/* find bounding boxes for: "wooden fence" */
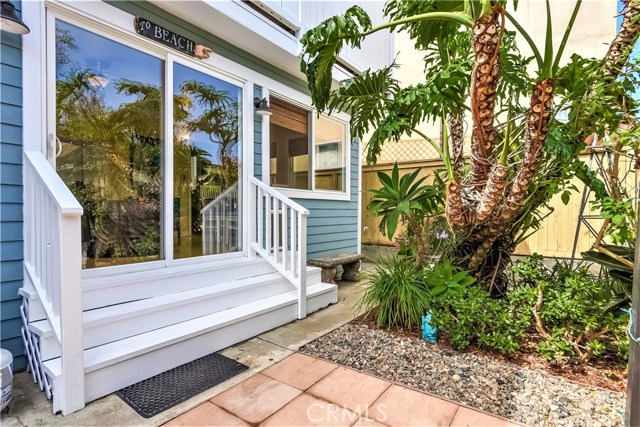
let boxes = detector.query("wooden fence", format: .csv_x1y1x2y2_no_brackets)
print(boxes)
361,155,637,259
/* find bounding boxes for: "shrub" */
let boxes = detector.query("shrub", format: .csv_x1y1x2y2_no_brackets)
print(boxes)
423,261,529,355
358,256,430,330
428,285,530,355
510,255,630,363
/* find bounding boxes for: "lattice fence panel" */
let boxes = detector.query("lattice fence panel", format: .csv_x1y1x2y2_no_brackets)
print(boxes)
365,139,442,164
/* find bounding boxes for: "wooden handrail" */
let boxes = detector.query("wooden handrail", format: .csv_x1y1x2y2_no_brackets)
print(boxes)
249,176,309,216
24,151,83,215
23,150,85,414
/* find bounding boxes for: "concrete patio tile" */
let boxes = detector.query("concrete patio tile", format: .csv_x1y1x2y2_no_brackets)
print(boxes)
210,373,301,424
368,385,459,427
262,353,338,390
449,407,521,427
259,393,359,427
307,367,391,415
353,416,388,426
163,402,249,426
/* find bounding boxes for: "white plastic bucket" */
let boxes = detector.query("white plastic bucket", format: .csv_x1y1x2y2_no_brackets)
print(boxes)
0,349,13,412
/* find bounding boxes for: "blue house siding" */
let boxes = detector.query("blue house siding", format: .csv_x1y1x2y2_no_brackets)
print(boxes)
0,0,26,371
293,140,360,259
254,85,263,180
252,117,360,259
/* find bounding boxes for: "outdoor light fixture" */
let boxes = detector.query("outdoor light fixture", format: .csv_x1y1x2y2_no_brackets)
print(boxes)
254,97,272,116
0,0,29,35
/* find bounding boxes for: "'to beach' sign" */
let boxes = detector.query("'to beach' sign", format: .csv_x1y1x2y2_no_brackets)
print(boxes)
135,17,212,59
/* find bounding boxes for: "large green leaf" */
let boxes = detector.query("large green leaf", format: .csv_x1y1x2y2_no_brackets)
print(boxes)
384,0,465,50
328,64,400,141
581,250,634,274
300,6,372,112
599,244,635,260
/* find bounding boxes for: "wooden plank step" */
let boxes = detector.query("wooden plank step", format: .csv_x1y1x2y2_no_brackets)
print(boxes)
29,272,293,358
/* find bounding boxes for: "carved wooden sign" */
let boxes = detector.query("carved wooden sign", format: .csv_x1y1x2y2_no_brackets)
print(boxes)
134,17,212,59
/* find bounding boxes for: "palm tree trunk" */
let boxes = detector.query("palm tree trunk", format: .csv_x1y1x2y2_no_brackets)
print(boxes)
469,11,503,188
445,180,466,228
448,114,465,176
475,163,509,222
445,113,467,228
603,0,640,81
468,79,555,270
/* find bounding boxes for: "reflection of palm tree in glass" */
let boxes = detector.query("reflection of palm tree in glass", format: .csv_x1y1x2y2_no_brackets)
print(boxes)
56,71,165,266
179,80,239,189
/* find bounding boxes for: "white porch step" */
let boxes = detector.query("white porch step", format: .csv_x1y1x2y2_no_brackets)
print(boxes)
20,256,281,312
30,269,323,360
43,282,337,408
82,257,279,309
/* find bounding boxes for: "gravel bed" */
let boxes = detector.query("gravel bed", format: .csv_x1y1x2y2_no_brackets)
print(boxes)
301,322,626,427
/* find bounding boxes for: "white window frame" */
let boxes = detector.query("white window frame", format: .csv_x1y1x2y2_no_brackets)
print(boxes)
265,92,352,202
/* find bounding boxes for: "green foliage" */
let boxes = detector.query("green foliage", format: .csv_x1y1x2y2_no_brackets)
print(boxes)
368,163,443,238
510,256,630,363
328,64,400,142
357,256,430,330
582,244,634,309
428,284,530,354
384,0,465,50
591,197,636,245
424,260,475,297
300,5,372,112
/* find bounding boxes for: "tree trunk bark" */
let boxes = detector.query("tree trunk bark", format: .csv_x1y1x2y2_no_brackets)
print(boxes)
469,11,503,188
468,79,555,270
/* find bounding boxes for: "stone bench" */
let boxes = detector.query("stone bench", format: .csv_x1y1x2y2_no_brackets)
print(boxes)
308,253,366,284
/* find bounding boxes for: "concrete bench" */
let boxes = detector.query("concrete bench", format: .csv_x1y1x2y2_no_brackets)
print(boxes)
308,253,365,284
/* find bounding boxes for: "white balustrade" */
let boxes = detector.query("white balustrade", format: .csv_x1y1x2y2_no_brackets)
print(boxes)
23,150,85,415
201,182,239,255
249,177,308,319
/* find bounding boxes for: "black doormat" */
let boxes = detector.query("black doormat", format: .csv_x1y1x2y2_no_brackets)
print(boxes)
116,352,249,418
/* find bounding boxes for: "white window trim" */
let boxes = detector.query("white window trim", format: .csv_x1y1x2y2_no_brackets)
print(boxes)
265,93,352,202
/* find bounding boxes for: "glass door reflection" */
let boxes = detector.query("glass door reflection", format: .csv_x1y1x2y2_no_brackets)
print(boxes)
173,63,242,258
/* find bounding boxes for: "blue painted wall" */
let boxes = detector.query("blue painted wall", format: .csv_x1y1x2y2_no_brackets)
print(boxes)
0,0,26,371
254,85,263,181
293,140,359,259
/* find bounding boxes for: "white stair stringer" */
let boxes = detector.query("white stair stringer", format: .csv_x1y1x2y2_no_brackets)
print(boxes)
30,269,321,360
42,282,337,413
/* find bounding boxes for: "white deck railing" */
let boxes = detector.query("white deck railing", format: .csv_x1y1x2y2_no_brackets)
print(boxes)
23,151,85,415
201,182,239,255
249,177,309,319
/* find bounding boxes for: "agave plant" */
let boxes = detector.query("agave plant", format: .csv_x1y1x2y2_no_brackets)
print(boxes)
368,163,444,263
300,0,640,292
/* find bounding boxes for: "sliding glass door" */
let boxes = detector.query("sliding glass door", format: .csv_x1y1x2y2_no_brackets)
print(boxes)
172,63,242,259
52,16,243,270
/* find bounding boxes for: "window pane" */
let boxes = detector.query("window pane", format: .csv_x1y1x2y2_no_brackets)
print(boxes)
173,63,242,258
314,116,346,192
269,98,310,190
55,20,164,269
